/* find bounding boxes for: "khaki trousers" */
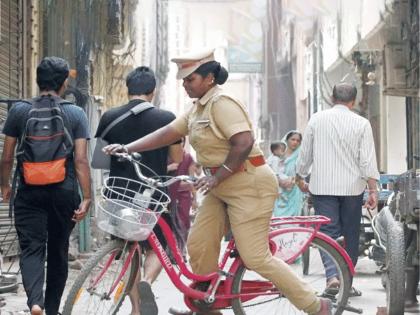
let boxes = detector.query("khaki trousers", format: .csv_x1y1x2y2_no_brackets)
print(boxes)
187,164,320,314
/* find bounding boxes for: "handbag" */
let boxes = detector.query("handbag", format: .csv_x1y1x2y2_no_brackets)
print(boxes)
91,102,154,169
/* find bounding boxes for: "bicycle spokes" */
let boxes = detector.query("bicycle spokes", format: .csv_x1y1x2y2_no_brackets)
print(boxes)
230,236,351,315
68,246,133,314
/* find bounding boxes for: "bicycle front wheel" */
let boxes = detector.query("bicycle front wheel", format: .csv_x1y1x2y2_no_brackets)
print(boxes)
62,239,139,315
231,236,351,315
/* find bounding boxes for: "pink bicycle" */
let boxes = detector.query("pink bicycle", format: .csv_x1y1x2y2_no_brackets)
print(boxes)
63,153,359,315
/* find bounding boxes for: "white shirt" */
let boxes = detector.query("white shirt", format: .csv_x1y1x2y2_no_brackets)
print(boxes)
267,154,282,175
296,105,380,196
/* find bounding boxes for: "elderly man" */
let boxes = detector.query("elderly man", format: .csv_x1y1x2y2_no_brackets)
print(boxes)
296,83,380,296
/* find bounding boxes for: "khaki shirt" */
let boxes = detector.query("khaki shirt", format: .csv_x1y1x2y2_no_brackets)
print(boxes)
170,86,263,167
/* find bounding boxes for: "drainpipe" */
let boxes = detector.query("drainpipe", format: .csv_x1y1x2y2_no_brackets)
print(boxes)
74,1,93,253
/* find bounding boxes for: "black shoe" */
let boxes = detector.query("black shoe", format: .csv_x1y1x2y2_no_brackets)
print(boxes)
139,281,158,315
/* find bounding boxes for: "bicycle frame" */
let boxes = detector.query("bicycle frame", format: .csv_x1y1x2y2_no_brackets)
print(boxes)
144,213,355,312
95,154,356,312
146,216,221,301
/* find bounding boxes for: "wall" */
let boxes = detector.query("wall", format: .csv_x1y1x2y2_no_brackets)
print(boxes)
165,0,262,128
384,96,407,173
280,0,417,179
320,0,393,72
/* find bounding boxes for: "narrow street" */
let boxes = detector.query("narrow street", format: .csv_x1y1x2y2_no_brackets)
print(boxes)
2,253,419,314
0,1,418,315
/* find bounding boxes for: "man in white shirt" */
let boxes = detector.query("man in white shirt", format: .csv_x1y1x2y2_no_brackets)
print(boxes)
296,83,379,295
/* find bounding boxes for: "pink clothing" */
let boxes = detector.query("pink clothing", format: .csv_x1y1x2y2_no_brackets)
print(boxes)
168,152,195,253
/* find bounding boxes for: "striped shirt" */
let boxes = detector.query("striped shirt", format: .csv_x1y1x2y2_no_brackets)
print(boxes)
296,105,380,196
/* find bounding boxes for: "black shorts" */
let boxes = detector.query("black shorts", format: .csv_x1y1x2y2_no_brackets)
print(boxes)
139,212,172,251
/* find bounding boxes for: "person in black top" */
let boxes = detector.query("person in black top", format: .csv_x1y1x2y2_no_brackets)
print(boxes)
1,57,91,315
95,66,182,315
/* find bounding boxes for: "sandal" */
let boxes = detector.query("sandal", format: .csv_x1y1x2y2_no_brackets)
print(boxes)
323,278,340,296
349,286,362,297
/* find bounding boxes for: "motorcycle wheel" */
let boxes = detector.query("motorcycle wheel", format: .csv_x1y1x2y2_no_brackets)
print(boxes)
385,221,405,315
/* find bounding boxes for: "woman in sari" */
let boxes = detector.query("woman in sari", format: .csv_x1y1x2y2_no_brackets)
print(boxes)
273,130,305,217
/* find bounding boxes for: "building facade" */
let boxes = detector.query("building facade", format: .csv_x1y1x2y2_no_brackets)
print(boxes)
0,0,143,255
270,0,419,173
165,0,264,148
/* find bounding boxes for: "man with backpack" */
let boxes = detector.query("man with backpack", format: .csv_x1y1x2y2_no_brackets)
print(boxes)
0,57,91,315
94,66,182,315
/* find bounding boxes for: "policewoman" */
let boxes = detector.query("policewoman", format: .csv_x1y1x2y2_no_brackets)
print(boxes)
104,48,331,315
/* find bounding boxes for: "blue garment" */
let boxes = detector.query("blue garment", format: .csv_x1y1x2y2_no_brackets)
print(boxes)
273,147,305,217
312,194,363,280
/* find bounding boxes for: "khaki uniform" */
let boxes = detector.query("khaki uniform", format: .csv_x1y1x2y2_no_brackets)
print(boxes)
170,86,320,313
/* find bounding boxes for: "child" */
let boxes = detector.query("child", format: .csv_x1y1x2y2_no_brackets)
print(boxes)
267,142,289,210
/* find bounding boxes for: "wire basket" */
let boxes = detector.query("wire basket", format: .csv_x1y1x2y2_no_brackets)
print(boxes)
97,177,170,241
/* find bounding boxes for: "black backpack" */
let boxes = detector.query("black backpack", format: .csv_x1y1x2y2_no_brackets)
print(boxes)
16,95,73,186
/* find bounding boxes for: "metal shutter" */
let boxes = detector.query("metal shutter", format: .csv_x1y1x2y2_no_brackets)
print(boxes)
0,0,21,98
0,0,22,258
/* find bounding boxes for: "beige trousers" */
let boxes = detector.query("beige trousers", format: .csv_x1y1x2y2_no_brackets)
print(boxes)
187,164,320,314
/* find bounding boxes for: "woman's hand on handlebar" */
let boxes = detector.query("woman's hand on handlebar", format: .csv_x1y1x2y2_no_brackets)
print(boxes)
103,143,129,155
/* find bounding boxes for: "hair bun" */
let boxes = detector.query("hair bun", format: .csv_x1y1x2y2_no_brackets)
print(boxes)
215,66,228,85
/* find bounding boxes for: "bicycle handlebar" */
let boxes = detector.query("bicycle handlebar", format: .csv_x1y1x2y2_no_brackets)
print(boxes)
112,152,195,187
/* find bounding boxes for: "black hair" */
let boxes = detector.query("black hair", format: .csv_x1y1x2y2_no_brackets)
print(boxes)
332,83,357,103
286,131,302,142
126,66,156,95
270,142,285,153
36,57,69,92
194,61,229,85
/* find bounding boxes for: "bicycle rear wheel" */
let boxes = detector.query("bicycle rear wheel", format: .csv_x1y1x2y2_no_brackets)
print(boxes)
231,236,351,315
301,200,311,276
62,239,139,315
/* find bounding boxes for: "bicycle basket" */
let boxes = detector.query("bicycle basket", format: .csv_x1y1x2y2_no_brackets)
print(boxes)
97,177,170,241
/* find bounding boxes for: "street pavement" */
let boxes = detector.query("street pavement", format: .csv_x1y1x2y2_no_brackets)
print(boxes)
1,253,419,314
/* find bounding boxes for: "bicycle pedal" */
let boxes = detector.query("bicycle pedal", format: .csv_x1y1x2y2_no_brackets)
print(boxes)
320,292,337,301
191,298,214,310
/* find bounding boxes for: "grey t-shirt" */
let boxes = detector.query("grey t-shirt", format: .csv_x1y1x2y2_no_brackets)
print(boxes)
2,95,90,190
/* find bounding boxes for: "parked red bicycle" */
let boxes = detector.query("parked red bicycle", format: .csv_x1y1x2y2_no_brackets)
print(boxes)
63,153,359,315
